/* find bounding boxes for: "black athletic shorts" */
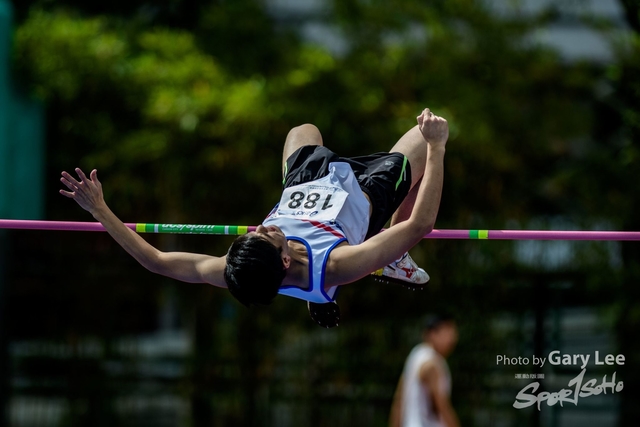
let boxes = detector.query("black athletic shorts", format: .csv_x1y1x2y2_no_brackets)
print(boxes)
283,145,412,240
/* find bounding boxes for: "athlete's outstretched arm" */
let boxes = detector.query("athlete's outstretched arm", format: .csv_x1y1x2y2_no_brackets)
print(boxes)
331,109,447,284
60,168,227,288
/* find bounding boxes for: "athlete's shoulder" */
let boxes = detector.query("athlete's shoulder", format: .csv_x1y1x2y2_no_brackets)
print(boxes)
418,357,442,383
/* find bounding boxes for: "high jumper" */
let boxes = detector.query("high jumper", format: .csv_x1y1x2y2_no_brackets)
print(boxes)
59,108,448,327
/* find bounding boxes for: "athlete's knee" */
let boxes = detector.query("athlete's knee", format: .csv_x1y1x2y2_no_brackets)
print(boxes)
288,123,321,138
294,123,319,132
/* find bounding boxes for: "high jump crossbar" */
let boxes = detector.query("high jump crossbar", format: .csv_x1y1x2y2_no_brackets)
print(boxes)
1,220,640,241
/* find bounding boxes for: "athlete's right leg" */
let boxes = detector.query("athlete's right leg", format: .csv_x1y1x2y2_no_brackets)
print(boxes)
372,124,430,287
389,125,427,225
282,124,323,178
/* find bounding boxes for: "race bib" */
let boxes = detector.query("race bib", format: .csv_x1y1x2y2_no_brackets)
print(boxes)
273,182,348,221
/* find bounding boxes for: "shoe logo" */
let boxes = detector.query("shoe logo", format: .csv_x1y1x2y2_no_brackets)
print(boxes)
400,267,415,278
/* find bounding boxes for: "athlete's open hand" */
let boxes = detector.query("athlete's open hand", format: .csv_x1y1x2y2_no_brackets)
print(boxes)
417,108,448,148
60,168,106,214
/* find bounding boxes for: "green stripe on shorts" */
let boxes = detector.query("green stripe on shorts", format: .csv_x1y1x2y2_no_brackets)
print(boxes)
283,162,288,185
395,156,408,190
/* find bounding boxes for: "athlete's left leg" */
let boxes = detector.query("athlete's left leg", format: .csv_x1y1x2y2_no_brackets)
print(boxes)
281,125,342,327
281,124,323,178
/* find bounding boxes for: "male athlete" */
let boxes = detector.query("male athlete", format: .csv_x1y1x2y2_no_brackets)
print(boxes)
60,108,448,327
389,314,460,427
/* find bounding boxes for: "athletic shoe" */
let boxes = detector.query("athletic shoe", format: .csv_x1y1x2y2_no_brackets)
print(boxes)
371,252,430,290
307,301,340,328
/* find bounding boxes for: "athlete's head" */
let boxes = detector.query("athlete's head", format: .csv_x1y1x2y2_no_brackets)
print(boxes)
224,225,289,307
423,313,458,357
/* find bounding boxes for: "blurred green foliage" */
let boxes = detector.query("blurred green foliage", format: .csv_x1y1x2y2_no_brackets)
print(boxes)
5,0,640,426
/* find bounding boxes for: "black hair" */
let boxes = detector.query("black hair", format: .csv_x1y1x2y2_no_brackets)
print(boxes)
423,312,456,332
224,233,286,307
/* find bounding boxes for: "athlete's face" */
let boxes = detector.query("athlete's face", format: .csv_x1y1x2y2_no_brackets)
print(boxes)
254,225,291,268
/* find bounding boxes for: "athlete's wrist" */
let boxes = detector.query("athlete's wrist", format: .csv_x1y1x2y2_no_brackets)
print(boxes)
427,145,446,157
90,202,111,221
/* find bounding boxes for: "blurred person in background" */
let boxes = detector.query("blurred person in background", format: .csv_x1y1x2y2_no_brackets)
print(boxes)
389,314,460,427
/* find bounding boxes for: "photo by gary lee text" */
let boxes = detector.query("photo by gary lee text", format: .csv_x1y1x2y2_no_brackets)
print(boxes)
496,350,625,370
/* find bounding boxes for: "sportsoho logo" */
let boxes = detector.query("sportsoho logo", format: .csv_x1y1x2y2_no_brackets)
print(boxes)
495,351,625,411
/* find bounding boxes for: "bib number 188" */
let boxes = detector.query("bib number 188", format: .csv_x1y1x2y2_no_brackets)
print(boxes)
288,192,333,210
